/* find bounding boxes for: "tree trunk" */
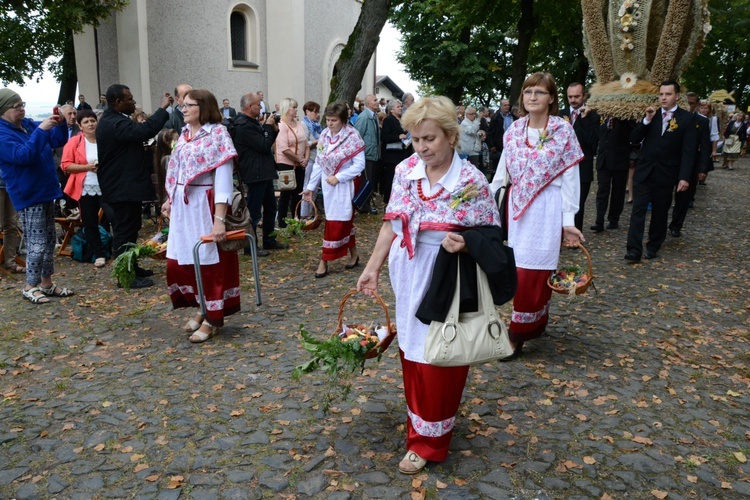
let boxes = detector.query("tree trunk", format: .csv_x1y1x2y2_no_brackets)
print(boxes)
56,30,78,105
509,0,538,105
328,0,391,106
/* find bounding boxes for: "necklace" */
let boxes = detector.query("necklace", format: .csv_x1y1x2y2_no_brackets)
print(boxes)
524,115,550,149
416,179,444,201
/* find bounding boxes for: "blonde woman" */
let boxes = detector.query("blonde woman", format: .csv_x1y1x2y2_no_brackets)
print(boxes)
275,98,310,227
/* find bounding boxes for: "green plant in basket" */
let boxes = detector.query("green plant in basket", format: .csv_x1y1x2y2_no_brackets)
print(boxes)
112,243,155,289
292,323,386,411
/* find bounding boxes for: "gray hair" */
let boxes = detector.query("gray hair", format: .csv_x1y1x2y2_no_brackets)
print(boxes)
386,99,401,113
240,93,258,111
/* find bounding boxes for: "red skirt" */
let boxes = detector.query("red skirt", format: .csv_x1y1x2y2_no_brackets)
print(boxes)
509,267,552,343
166,250,240,327
321,219,355,261
400,350,470,462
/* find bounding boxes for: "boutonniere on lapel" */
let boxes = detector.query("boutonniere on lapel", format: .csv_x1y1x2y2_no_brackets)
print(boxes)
449,183,480,209
667,118,678,132
564,115,570,122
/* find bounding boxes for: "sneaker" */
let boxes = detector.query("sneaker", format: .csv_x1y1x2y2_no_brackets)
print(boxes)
94,257,106,268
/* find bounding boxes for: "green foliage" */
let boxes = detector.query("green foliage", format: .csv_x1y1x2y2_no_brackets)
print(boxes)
292,324,382,412
111,243,155,290
0,0,128,85
682,0,750,109
390,0,590,107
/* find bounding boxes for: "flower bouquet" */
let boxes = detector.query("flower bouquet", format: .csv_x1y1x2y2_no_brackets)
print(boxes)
548,243,594,296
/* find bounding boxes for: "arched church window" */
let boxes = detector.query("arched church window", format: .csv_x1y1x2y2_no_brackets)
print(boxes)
229,5,259,69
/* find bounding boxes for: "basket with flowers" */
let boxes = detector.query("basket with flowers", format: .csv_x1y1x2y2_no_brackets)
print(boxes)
292,290,397,409
548,243,594,295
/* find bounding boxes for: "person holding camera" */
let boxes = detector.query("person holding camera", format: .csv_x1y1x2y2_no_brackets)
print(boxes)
0,88,72,304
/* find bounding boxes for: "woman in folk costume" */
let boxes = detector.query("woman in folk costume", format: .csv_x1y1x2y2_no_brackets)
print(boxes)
357,96,501,475
161,89,240,343
302,102,365,278
490,72,584,360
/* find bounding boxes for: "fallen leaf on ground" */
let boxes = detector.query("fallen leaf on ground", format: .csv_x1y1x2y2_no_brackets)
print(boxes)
167,475,184,489
651,490,668,499
436,479,447,489
583,456,596,464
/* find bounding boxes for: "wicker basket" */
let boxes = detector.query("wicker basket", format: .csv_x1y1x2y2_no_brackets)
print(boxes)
548,243,594,295
294,200,322,231
335,289,397,359
149,216,169,260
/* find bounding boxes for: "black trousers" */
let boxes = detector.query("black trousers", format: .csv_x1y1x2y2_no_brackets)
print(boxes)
246,180,278,245
669,168,699,232
380,162,397,206
357,160,378,212
78,194,106,259
108,201,143,257
574,181,592,231
276,165,304,227
626,178,673,256
594,169,628,226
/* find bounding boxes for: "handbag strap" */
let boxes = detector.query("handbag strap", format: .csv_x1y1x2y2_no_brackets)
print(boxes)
446,259,499,320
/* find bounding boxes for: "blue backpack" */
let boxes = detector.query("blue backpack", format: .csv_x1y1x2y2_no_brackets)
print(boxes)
71,226,113,262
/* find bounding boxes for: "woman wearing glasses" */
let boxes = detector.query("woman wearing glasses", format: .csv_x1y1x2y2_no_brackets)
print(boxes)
0,89,73,304
161,89,239,343
489,73,584,360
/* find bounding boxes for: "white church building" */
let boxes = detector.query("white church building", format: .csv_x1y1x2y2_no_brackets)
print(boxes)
73,0,376,112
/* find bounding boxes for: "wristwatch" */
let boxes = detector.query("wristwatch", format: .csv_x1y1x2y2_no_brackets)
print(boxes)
214,215,226,223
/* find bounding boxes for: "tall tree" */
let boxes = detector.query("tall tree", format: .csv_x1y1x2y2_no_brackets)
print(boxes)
390,0,516,106
328,0,394,107
682,0,750,109
0,0,127,98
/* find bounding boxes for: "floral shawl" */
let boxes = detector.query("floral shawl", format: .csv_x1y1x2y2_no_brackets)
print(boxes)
384,153,500,259
315,124,365,177
503,115,583,220
165,123,237,204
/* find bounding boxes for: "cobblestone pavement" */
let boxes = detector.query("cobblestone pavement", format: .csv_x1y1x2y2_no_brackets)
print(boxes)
1,159,748,499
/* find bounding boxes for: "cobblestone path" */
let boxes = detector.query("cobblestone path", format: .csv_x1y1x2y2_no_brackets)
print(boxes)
1,159,748,499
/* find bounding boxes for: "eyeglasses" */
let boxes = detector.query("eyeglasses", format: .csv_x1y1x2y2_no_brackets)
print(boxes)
523,90,550,97
11,102,26,109
180,103,199,110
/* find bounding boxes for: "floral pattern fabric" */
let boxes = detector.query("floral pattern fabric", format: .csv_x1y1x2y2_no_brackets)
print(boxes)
407,408,456,438
165,123,237,204
503,115,583,220
384,153,500,259
315,124,365,177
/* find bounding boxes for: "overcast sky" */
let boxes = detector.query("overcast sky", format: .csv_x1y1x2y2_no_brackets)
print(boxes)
7,22,418,118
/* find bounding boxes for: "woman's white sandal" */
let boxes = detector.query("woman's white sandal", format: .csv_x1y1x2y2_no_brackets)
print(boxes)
183,319,202,332
398,451,427,475
22,287,50,304
189,321,218,343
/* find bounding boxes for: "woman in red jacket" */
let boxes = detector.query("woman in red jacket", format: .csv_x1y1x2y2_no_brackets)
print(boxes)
61,110,107,267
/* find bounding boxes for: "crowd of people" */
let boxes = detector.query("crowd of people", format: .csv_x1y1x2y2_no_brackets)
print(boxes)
0,74,748,475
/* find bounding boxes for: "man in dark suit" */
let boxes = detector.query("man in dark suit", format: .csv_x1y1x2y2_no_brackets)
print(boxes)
668,92,711,237
221,99,237,126
97,84,171,288
560,83,599,231
625,81,697,262
592,118,635,232
487,99,515,172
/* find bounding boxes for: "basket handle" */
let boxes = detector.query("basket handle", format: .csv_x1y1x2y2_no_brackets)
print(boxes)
563,242,594,280
336,288,391,334
295,199,318,221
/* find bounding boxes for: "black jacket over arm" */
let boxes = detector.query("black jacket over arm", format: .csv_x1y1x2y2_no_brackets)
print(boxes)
416,226,516,324
630,108,697,186
231,113,278,185
96,107,169,203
